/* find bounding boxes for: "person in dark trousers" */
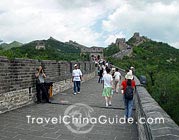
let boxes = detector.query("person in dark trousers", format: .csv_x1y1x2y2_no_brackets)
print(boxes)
98,65,103,83
35,66,50,103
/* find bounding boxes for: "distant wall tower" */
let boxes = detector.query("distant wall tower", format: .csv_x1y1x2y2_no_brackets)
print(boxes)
115,38,127,50
35,41,45,50
133,32,140,41
132,32,149,46
81,46,104,61
133,32,140,37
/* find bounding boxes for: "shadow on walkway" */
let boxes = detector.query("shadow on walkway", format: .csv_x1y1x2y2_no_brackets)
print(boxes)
0,76,138,140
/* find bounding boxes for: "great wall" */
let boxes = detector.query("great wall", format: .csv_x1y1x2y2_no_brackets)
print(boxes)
0,35,178,139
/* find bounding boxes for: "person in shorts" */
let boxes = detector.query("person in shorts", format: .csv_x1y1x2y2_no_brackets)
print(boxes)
102,67,113,107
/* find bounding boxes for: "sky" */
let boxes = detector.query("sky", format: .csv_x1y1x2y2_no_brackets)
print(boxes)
0,0,179,48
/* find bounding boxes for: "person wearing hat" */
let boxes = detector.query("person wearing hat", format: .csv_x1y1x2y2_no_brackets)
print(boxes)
121,72,136,120
130,66,135,75
72,64,82,95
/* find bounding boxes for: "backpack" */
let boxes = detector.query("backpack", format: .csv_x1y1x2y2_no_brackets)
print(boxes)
124,85,134,100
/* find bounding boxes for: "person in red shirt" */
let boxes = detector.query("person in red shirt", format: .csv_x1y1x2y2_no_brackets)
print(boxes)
121,72,136,120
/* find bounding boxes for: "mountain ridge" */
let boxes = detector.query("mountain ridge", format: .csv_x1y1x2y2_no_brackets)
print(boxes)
0,41,23,50
0,37,89,51
0,37,90,61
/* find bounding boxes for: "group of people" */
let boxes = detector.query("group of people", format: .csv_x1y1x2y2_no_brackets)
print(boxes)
97,60,112,83
101,65,136,120
35,63,136,120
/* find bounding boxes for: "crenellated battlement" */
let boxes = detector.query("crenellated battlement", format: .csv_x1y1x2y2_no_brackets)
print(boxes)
0,57,95,113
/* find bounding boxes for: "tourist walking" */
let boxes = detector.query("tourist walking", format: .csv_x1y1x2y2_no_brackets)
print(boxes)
121,72,136,120
72,64,82,95
98,65,103,83
113,68,121,94
102,67,113,107
35,66,50,103
130,66,135,75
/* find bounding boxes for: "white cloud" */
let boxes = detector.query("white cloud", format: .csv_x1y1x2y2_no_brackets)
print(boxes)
170,42,179,49
0,0,105,46
104,32,126,45
102,1,179,48
0,0,179,48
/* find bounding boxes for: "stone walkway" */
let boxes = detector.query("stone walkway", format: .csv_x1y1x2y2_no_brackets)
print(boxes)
0,77,138,140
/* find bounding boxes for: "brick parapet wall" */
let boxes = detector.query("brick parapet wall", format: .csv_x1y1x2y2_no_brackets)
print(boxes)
113,66,179,140
0,57,95,113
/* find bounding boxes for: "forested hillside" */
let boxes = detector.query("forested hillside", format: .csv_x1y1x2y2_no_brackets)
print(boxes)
0,41,23,50
108,40,179,125
0,38,89,61
104,44,120,57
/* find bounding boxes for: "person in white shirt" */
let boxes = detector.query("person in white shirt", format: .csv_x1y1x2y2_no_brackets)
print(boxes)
113,68,121,94
102,67,113,107
72,64,82,95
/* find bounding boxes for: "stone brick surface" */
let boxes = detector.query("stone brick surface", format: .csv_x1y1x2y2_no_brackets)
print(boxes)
116,67,179,140
135,80,179,140
0,77,138,140
0,57,95,113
